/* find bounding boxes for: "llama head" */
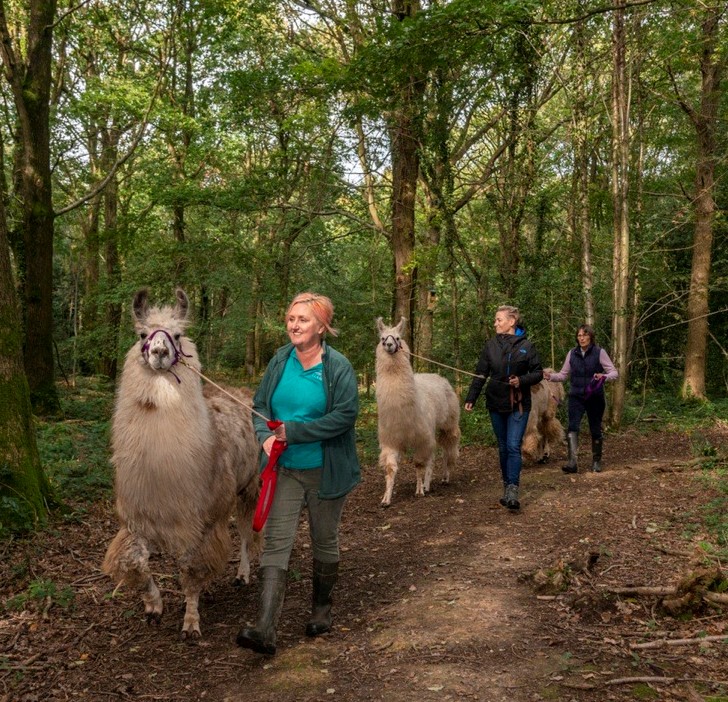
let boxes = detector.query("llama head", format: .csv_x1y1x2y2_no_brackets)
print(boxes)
376,316,407,355
132,288,192,372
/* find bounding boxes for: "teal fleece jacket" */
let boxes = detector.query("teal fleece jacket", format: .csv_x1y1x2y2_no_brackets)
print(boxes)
252,342,361,499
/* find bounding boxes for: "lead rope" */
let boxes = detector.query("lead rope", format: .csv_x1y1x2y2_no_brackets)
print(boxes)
398,347,485,380
177,358,272,423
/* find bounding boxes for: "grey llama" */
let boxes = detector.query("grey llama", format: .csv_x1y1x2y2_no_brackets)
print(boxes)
103,288,260,638
375,317,461,507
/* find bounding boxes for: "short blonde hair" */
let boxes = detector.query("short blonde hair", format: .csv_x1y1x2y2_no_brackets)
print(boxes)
287,292,338,337
497,305,521,326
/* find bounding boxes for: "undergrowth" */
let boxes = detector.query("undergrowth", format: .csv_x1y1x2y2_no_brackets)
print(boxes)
35,377,114,504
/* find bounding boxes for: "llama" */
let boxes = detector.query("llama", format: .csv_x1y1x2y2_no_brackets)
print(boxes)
103,288,260,639
522,369,565,464
375,317,461,507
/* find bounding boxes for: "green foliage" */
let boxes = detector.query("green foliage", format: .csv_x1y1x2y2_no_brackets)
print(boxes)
4,578,75,613
621,394,728,434
698,476,728,555
0,491,38,541
35,378,114,503
356,394,379,465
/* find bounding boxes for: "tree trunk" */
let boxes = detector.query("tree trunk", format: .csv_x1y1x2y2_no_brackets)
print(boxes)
0,0,60,414
416,185,440,370
571,14,595,326
388,0,423,348
680,6,722,400
0,131,50,533
98,127,122,380
608,0,630,428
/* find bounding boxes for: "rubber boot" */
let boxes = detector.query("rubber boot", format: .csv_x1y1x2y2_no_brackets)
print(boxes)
305,560,339,637
505,484,520,510
499,483,508,507
591,437,603,472
236,566,287,655
562,432,579,474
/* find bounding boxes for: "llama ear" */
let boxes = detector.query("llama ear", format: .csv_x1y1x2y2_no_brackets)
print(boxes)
376,317,384,333
174,289,189,320
396,317,407,334
132,289,149,322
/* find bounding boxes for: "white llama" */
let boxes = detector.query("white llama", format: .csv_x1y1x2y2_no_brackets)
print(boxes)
103,288,260,639
375,317,461,507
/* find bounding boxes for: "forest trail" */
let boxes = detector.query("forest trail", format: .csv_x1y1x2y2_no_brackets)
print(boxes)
1,426,727,702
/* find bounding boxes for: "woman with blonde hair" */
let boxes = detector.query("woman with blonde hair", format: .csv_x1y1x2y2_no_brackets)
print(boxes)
464,306,544,510
237,292,360,655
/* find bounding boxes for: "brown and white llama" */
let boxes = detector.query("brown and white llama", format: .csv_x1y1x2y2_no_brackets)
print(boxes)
375,318,461,507
522,369,565,464
102,288,260,639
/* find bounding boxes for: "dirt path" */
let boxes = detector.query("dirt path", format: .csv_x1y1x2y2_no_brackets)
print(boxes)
1,428,727,702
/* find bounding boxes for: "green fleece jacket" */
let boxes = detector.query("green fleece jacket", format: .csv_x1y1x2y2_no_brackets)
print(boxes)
252,342,361,499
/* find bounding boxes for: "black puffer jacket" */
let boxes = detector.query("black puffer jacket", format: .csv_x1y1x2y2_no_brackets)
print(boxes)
465,328,543,413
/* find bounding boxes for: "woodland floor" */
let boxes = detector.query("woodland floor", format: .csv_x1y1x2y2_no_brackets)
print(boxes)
1,425,728,702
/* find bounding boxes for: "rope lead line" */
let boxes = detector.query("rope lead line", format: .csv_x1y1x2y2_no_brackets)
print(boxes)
178,359,272,423
180,352,483,422
401,348,486,380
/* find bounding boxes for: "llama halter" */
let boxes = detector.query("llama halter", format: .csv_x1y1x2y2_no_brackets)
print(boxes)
141,328,192,383
381,334,402,353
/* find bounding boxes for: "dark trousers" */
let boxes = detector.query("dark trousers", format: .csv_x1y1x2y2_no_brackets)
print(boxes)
567,394,605,439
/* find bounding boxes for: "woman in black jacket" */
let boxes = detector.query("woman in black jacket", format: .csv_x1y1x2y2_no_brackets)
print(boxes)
464,306,543,510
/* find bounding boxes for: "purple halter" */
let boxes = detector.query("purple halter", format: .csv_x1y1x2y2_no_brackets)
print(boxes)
140,329,192,383
381,334,402,353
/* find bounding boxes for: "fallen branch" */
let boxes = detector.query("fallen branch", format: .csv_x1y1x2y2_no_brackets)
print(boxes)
651,544,725,564
705,592,728,604
606,586,674,596
606,675,675,686
603,586,728,606
606,675,728,687
630,634,728,650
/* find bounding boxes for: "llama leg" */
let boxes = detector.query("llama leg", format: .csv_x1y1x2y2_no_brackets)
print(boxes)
143,578,163,625
419,457,433,495
181,583,202,639
441,445,457,484
103,527,163,626
379,447,399,507
179,560,209,639
439,428,460,484
179,523,230,638
234,486,261,585
414,441,435,496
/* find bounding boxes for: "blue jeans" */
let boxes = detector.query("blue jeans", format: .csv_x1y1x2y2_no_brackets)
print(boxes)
489,410,530,486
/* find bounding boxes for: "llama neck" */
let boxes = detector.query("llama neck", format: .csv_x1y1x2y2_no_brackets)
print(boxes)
375,345,418,409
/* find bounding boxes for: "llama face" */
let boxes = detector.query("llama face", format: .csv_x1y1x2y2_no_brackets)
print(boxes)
380,330,401,355
133,289,191,373
376,317,406,355
141,327,182,371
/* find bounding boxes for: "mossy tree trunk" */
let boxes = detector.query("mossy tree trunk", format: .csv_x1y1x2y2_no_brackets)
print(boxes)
0,0,60,415
0,134,50,535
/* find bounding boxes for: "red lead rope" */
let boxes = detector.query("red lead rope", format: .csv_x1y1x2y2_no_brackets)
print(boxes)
252,420,287,533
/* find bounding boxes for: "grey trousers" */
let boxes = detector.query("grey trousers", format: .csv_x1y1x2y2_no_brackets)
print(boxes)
260,467,346,570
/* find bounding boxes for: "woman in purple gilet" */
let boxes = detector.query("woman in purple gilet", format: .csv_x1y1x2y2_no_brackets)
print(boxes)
544,325,618,473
